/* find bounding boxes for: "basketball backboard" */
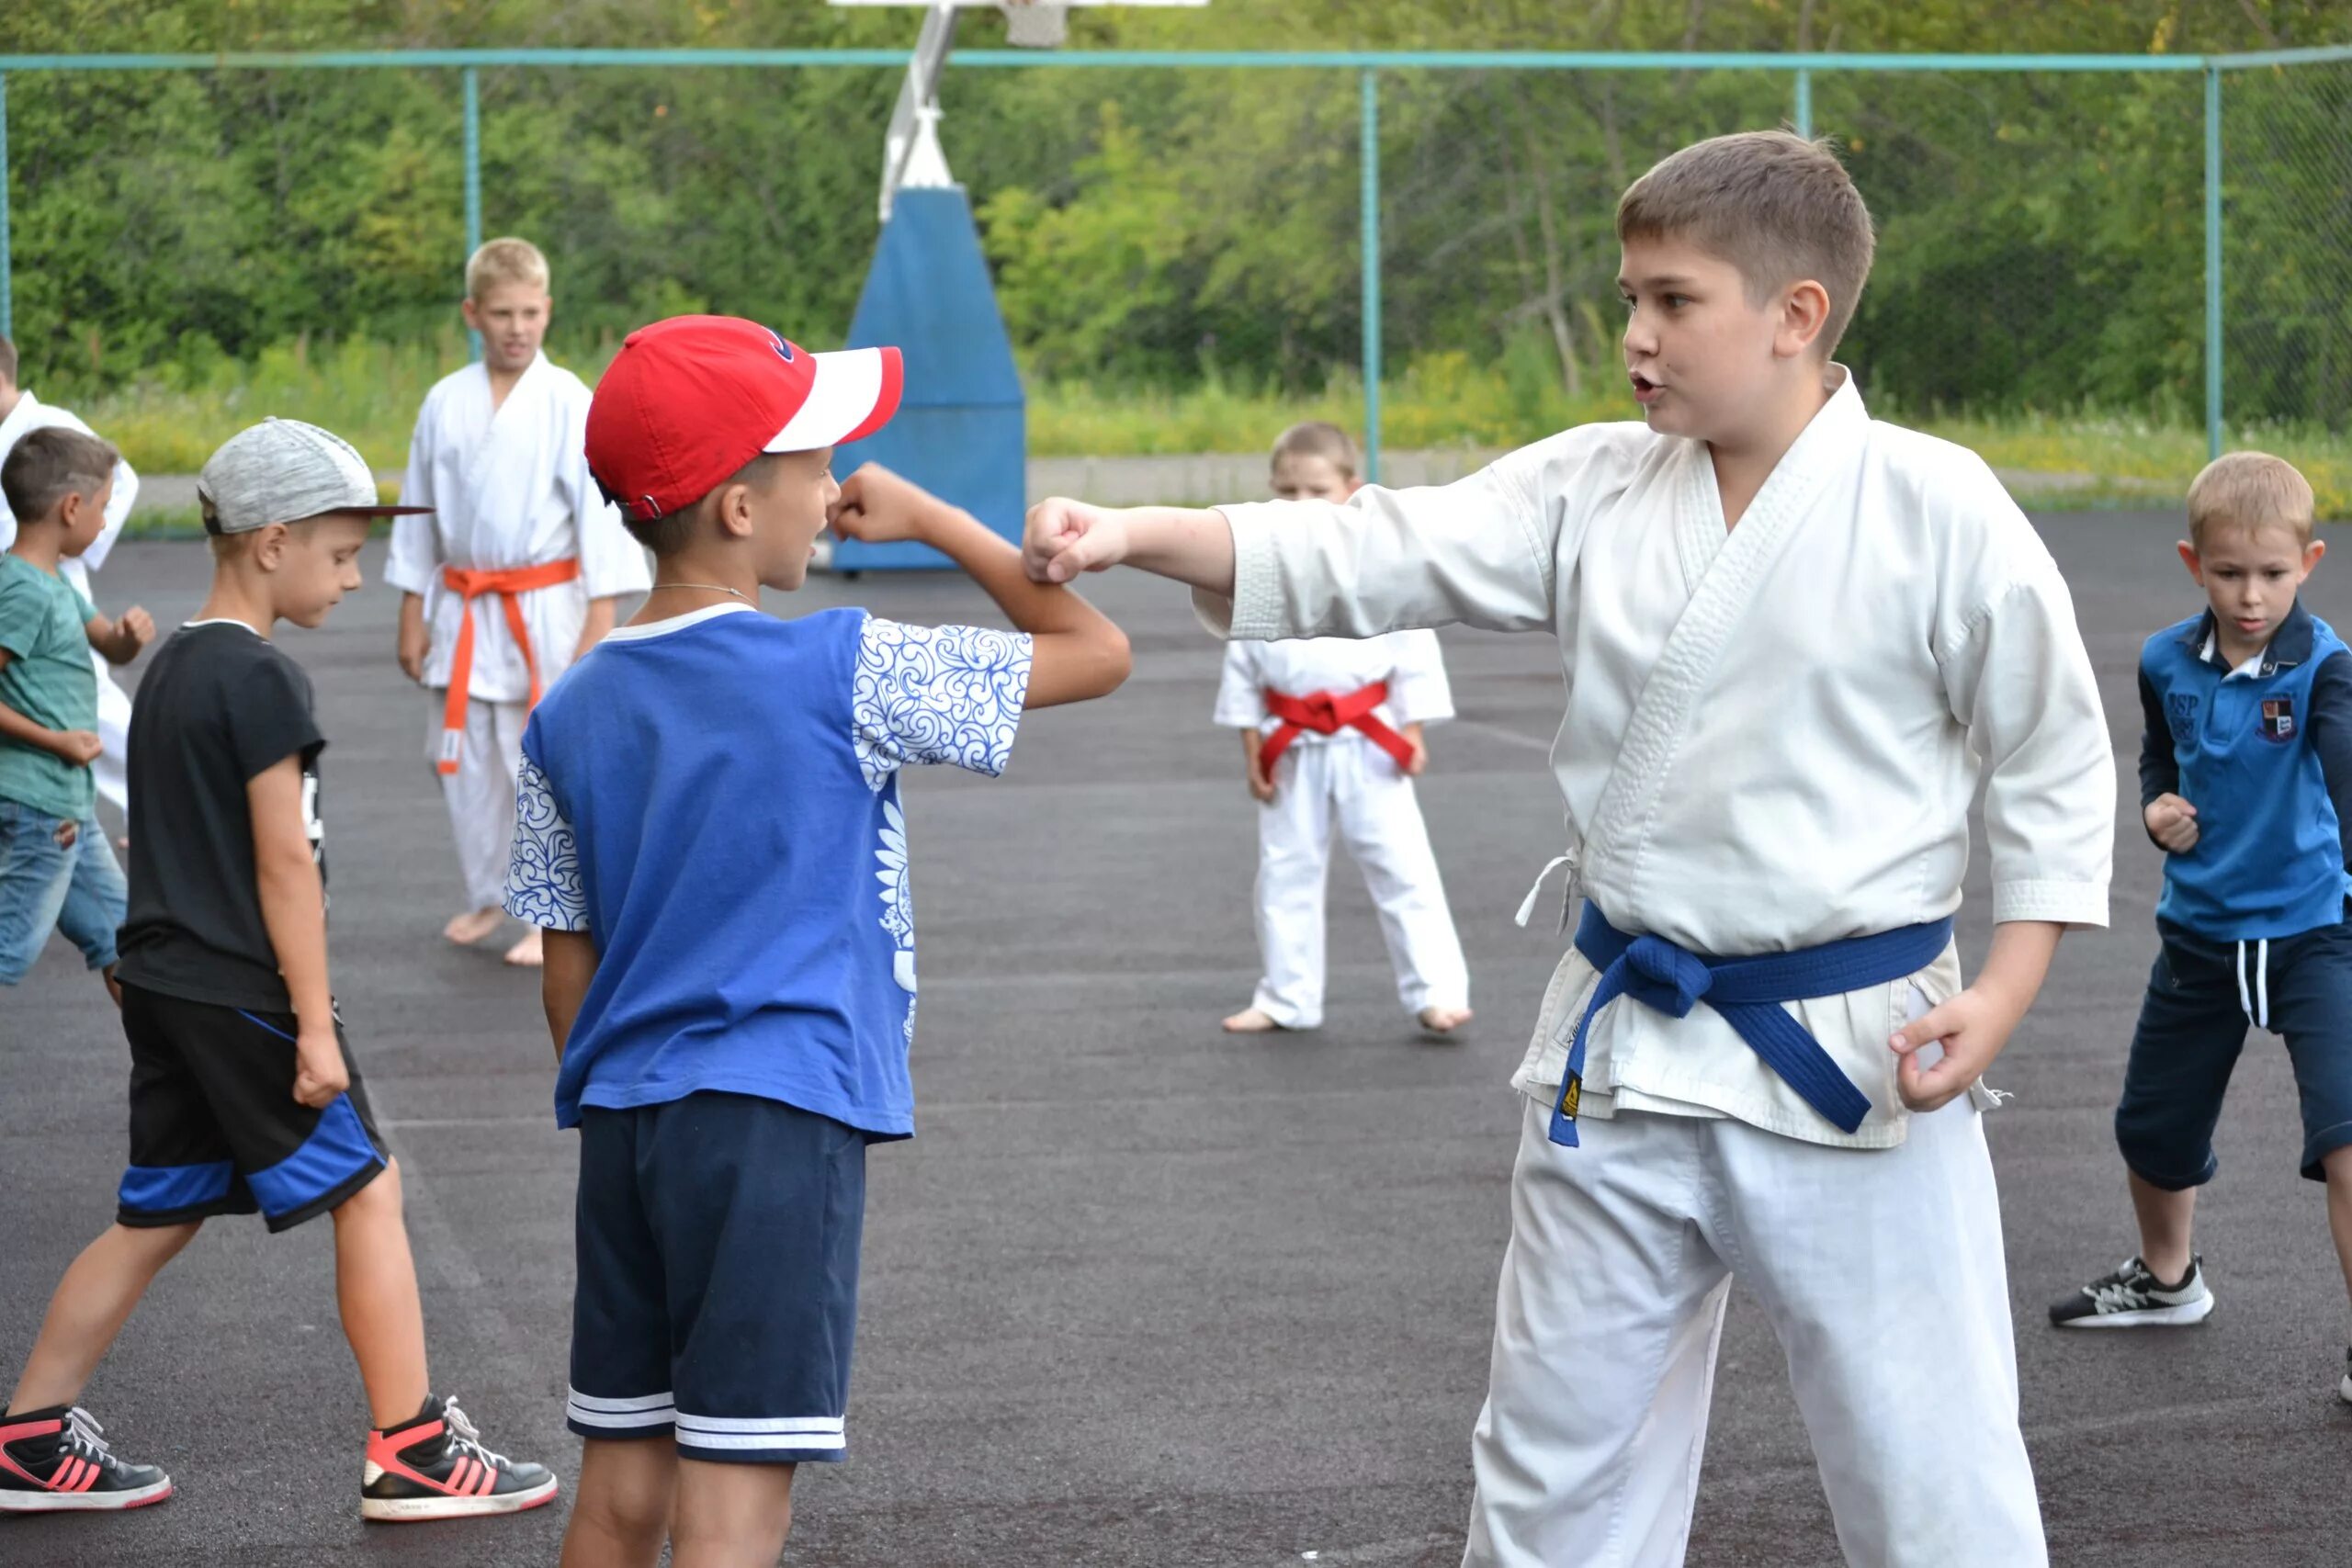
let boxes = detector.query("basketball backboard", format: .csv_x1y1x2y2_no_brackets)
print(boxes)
831,0,1206,51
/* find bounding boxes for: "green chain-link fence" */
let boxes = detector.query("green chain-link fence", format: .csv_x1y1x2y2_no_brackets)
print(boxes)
2,45,2349,506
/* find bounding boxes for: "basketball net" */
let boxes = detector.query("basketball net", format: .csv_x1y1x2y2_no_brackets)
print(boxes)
1001,0,1069,47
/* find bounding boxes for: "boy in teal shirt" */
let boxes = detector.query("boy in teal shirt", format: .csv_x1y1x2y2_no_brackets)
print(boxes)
0,426,152,988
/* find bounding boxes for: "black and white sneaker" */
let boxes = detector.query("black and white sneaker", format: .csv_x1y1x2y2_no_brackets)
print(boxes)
2049,1255,2215,1328
0,1404,173,1512
361,1393,558,1521
2337,1348,2352,1405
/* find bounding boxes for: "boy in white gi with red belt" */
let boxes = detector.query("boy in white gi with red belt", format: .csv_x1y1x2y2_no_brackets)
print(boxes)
388,238,650,967
1215,420,1471,1036
1026,130,2116,1566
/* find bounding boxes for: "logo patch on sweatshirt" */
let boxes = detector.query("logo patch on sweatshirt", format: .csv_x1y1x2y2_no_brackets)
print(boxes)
2167,693,2199,746
2261,694,2296,742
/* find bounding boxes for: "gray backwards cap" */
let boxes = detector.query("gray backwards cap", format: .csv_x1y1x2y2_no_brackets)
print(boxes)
196,417,431,536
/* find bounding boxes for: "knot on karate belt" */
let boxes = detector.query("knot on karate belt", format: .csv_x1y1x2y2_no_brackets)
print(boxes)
436,558,581,775
1260,681,1418,773
1549,904,1957,1148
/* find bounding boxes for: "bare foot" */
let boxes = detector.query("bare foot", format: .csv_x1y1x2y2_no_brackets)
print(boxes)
503,927,545,968
1419,1006,1474,1035
1221,1007,1286,1033
443,906,503,945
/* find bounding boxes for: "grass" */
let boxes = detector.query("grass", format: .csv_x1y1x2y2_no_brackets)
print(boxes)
56,333,2352,528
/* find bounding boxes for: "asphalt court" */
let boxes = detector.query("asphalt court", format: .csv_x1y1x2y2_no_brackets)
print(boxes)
6,512,2352,1566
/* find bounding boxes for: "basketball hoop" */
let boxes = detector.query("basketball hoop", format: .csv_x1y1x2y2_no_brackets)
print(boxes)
1001,1,1069,47
832,0,1208,215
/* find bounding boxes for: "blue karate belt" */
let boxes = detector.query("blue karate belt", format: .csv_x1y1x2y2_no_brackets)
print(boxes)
1549,905,1956,1147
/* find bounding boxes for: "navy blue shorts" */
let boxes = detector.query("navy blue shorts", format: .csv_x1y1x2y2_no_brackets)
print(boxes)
116,985,389,1233
567,1091,867,1464
2116,919,2352,1188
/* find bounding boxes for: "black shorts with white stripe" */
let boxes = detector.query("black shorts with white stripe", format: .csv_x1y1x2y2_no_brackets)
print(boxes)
568,1091,867,1464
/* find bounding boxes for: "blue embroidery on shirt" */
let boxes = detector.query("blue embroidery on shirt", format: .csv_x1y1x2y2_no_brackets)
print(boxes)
852,618,1032,791
503,756,588,931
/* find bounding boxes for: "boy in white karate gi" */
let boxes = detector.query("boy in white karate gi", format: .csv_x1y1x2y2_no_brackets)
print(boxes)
1216,421,1471,1036
1025,131,2116,1566
0,336,142,815
388,238,650,967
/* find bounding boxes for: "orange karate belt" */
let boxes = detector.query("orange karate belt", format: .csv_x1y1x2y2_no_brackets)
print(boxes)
435,558,581,774
1260,681,1418,773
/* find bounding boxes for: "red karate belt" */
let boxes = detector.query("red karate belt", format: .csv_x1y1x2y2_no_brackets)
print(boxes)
435,558,582,774
1261,681,1418,773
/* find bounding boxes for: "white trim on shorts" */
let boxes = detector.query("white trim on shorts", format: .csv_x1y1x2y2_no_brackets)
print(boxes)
568,1388,677,1430
674,1412,847,1454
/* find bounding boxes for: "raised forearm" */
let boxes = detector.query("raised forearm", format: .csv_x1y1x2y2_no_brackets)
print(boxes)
925,503,1108,639
1118,506,1236,595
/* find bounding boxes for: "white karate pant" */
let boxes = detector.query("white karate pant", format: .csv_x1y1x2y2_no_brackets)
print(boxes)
427,694,527,913
1251,736,1469,1029
89,653,132,816
1464,1097,2045,1568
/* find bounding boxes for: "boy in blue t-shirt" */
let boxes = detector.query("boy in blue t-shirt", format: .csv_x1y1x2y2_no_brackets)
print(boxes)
2051,452,2352,1398
503,314,1130,1568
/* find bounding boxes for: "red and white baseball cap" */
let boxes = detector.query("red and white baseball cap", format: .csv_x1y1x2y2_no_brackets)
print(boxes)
585,314,905,521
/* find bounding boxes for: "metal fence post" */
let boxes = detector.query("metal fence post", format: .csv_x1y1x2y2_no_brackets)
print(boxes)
1793,66,1812,137
0,73,13,344
2204,62,2222,460
464,65,482,360
1360,67,1381,484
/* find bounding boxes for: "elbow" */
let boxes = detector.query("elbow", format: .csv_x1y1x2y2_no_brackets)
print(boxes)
1094,626,1134,697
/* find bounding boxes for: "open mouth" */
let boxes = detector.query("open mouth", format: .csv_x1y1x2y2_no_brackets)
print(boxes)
1629,372,1663,404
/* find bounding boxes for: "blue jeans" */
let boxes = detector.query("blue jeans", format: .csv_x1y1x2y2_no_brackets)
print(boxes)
0,797,125,985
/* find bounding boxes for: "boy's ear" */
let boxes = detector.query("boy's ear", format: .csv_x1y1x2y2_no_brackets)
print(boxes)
715,484,756,541
251,522,290,571
1341,478,1365,500
459,297,483,332
2306,539,2327,572
2176,540,2204,582
1779,278,1832,359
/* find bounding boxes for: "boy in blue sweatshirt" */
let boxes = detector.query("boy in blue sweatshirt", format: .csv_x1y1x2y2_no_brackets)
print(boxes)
2051,452,2352,1399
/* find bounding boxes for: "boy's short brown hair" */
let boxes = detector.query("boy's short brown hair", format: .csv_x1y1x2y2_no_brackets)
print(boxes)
466,236,550,301
2188,450,2315,549
1616,130,1877,357
1270,420,1360,479
2,426,117,524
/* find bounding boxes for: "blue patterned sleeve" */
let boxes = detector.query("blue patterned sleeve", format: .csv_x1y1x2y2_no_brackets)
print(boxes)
503,753,589,931
853,618,1034,789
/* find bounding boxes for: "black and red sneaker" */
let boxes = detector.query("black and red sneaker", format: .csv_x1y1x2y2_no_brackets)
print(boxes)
360,1393,558,1521
0,1404,173,1513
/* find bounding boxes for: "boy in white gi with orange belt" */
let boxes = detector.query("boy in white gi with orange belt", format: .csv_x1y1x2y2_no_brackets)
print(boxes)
1215,420,1471,1037
388,238,649,967
1027,130,2116,1566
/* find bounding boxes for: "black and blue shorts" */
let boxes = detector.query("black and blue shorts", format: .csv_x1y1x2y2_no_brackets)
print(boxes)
2117,919,2352,1188
116,983,390,1233
566,1090,868,1464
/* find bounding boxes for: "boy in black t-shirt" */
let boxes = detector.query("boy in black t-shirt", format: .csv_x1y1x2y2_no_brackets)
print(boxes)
0,420,556,1522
